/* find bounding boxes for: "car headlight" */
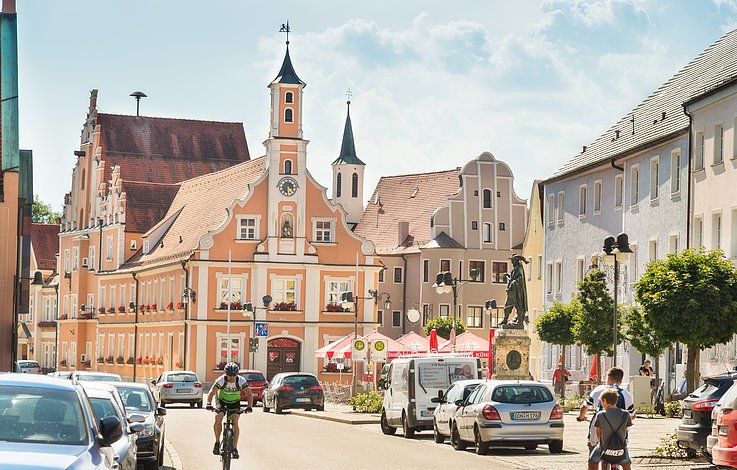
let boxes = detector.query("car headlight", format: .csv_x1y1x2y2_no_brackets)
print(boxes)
139,424,155,437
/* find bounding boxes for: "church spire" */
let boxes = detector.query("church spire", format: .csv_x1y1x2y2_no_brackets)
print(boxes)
271,22,305,86
332,99,365,166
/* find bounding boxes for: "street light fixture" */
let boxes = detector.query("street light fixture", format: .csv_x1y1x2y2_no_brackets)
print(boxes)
601,233,633,368
181,287,197,304
367,289,392,310
242,295,272,369
432,268,479,352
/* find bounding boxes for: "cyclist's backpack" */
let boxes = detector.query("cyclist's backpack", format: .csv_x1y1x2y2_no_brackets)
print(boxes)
599,412,628,464
596,386,626,412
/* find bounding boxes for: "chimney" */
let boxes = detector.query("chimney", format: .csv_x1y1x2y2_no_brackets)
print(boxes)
398,221,409,245
661,111,666,120
582,145,587,153
89,89,98,111
2,0,16,13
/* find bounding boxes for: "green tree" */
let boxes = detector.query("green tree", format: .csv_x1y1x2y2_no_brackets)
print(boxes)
620,303,669,382
536,301,577,399
573,269,617,383
423,315,466,340
636,249,737,392
32,196,61,224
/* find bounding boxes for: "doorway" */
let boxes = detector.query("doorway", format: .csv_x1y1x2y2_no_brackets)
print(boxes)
266,338,300,380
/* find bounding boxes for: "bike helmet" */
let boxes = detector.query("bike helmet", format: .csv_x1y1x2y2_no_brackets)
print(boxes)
224,362,240,376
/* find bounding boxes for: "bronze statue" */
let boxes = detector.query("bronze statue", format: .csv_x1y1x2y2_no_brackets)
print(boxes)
500,254,528,328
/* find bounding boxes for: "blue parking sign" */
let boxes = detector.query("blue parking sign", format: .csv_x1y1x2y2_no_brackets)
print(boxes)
256,322,268,337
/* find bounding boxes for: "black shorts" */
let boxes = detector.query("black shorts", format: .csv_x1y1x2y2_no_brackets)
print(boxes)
217,400,240,414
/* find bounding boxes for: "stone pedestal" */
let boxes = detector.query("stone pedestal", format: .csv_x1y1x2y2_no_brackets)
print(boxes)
492,329,531,380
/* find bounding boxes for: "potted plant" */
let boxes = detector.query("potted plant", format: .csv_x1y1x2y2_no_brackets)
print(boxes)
58,314,67,320
107,307,115,314
116,356,124,364
136,357,143,365
175,301,184,310
156,357,163,366
325,303,346,312
98,307,106,315
151,304,157,311
60,359,67,367
273,301,297,311
117,306,126,313
97,356,104,363
167,302,174,311
175,360,183,368
105,355,114,364
138,305,145,313
84,360,91,368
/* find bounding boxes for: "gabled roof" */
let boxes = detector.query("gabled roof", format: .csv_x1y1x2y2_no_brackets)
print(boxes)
121,181,180,233
122,157,267,269
421,231,463,249
271,46,305,86
30,223,60,270
549,29,737,181
331,104,365,166
355,169,460,255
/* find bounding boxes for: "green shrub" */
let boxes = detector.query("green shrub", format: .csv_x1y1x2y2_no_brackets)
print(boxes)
635,405,655,417
665,400,681,418
654,432,688,459
351,391,383,413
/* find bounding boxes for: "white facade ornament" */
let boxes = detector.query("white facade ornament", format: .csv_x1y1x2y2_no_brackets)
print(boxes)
361,240,375,255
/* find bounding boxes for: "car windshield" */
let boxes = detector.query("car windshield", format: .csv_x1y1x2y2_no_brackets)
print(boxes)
492,385,553,404
167,373,198,383
89,397,121,422
283,375,319,387
77,374,121,382
242,373,266,382
0,386,88,445
18,362,39,369
116,387,154,413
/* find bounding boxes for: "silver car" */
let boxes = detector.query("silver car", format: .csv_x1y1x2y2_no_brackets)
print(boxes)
451,380,564,455
14,360,40,374
432,379,485,443
151,371,203,407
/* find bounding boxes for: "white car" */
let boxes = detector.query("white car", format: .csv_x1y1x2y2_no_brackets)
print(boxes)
151,371,203,408
14,360,40,374
432,379,485,443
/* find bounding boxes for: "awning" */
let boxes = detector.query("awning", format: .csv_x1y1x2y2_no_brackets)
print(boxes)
313,331,413,360
314,333,356,359
396,331,430,353
438,331,490,358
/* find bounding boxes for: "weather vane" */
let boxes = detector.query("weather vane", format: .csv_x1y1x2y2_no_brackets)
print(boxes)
280,21,291,45
345,88,352,106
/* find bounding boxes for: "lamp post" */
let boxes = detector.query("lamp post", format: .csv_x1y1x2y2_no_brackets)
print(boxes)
243,295,272,370
601,233,633,368
432,269,479,352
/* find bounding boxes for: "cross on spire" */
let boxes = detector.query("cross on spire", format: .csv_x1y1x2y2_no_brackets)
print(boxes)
279,21,291,45
345,88,352,106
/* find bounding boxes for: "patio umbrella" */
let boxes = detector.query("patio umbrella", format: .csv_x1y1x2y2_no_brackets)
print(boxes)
396,331,430,353
439,331,490,358
589,355,599,382
429,329,439,353
314,333,355,359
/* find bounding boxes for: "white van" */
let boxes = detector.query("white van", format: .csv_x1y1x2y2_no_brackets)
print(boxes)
380,355,481,438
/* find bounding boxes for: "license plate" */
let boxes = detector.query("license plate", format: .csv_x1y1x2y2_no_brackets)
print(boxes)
511,411,540,421
296,398,311,403
720,425,729,436
684,410,692,419
176,389,192,393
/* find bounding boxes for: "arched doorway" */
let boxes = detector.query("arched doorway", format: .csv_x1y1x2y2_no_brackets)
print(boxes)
266,338,300,380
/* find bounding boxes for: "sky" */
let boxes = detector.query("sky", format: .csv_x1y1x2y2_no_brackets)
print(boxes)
16,0,737,212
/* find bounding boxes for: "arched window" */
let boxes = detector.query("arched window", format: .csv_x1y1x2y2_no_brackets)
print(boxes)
483,189,492,208
351,173,359,198
284,160,292,175
336,173,342,197
284,108,293,123
285,91,293,103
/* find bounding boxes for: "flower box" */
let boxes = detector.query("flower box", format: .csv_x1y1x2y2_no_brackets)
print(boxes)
146,305,152,312
175,301,184,310
136,357,143,365
98,307,106,315
117,306,126,313
325,303,348,312
97,357,104,363
126,357,135,365
37,321,57,328
167,302,174,311
272,301,297,311
219,301,243,310
58,314,68,320
150,304,157,311
84,360,92,368
155,357,163,365
138,305,145,312
81,312,96,320
116,356,124,364
107,307,116,314
105,356,114,364
175,361,184,368
60,359,67,367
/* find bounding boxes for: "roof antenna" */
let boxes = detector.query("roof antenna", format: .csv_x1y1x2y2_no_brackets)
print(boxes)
279,21,291,45
129,91,147,117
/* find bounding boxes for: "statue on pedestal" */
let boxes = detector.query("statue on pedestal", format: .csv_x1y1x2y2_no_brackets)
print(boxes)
499,254,529,329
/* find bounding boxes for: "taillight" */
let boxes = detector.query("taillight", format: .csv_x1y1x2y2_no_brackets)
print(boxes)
550,403,563,420
310,385,322,390
280,385,294,391
162,383,173,389
693,399,719,412
482,404,500,420
194,382,202,388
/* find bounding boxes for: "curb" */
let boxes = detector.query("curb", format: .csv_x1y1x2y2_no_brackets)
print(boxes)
165,437,183,470
290,410,380,425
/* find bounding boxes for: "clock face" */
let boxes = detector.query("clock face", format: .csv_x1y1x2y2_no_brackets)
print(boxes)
278,177,298,196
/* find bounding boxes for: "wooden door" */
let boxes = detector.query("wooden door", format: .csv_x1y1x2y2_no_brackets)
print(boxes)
266,338,301,380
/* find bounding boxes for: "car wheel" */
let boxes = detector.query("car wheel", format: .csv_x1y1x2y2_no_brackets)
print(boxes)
401,412,415,438
433,418,444,443
474,426,489,455
380,410,396,435
262,400,270,413
549,440,564,454
275,403,283,414
451,423,467,451
197,401,203,409
190,402,196,408
525,443,537,451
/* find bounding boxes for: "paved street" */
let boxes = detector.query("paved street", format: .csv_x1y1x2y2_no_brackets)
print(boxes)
163,402,717,470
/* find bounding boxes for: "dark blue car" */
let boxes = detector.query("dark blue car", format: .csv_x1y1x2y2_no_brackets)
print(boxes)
0,374,125,469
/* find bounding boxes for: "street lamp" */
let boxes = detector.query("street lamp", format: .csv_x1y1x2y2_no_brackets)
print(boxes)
601,233,633,368
367,289,392,310
432,268,479,352
181,287,197,305
242,295,272,369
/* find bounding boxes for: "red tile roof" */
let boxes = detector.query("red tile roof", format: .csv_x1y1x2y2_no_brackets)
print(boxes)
122,181,181,233
30,223,60,270
355,169,460,254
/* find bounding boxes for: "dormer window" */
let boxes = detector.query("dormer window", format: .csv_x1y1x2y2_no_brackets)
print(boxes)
285,91,294,103
284,108,293,123
142,240,150,254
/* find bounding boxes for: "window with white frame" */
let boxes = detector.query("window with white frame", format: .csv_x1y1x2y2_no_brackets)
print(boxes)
422,260,429,283
284,108,293,123
695,132,705,170
715,124,724,165
72,247,79,271
594,181,602,213
615,174,623,208
649,239,657,262
527,257,533,281
108,335,115,359
28,292,34,322
218,275,245,306
160,277,166,309
483,223,492,243
378,269,384,283
393,267,403,283
630,166,639,206
110,286,116,311
119,285,125,310
153,281,158,308
169,276,175,305
557,192,565,223
537,255,542,279
272,278,297,305
713,212,722,250
669,235,679,254
238,216,259,240
313,219,333,242
578,185,587,216
467,306,483,328
118,334,125,360
217,334,242,366
546,263,553,295
547,194,555,226
178,332,185,362
694,216,704,248
128,334,134,360
106,235,113,260
377,310,383,325
439,305,450,317
70,343,76,367
89,246,96,271
650,157,659,201
326,279,351,306
555,261,562,294
671,150,680,194
64,250,70,273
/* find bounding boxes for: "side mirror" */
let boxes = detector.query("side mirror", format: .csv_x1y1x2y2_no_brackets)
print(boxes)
129,422,144,433
157,407,167,416
99,416,123,445
437,390,444,400
150,380,157,386
454,399,464,407
128,413,146,423
431,397,441,403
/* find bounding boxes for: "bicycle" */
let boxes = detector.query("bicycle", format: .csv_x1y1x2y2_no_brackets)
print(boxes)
207,404,251,470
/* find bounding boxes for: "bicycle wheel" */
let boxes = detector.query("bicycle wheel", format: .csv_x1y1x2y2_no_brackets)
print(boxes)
221,427,233,470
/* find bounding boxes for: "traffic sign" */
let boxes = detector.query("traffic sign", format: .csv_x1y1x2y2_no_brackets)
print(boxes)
371,339,387,362
255,322,268,337
352,339,367,361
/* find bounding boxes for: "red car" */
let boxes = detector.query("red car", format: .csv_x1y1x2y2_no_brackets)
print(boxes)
239,370,268,403
712,382,737,468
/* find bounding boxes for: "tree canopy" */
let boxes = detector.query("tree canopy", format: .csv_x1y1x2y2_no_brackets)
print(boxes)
574,269,617,359
424,315,466,340
32,196,61,224
620,303,669,360
536,301,577,347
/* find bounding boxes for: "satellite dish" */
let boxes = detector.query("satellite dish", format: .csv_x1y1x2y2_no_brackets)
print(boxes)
407,308,420,323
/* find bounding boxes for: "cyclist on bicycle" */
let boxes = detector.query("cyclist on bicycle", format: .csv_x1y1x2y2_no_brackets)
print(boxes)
206,362,253,459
